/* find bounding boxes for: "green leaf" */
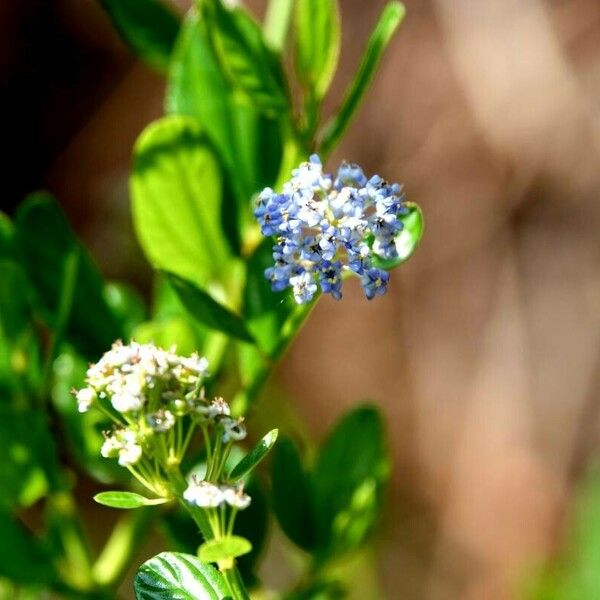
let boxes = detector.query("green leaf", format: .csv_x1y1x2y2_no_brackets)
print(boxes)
202,0,289,114
230,429,278,481
167,12,282,230
371,202,424,270
131,116,230,286
0,510,57,585
198,536,252,563
94,491,170,509
134,551,229,599
0,407,61,509
0,260,41,396
0,212,15,259
311,405,390,557
272,437,317,552
166,272,254,344
295,0,340,100
99,0,181,72
321,2,405,157
14,193,123,359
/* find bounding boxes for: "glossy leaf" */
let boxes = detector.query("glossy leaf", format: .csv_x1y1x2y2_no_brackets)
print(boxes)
94,491,170,509
167,13,282,234
130,116,229,287
295,0,341,99
371,202,424,270
14,193,123,359
134,551,229,599
99,0,181,72
321,2,405,157
311,405,390,557
198,536,252,563
166,272,255,344
229,429,278,481
272,437,317,552
202,0,289,114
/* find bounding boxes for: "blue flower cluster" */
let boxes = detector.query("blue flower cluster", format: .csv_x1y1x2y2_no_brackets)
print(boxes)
254,155,408,304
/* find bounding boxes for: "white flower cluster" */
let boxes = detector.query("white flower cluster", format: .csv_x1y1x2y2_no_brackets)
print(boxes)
100,428,143,467
183,480,251,510
76,340,209,415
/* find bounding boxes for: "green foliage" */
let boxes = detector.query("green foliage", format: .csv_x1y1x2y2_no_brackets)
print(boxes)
527,469,600,600
0,407,61,509
272,437,317,552
321,2,406,156
130,116,230,286
294,0,341,101
312,406,389,558
99,0,181,72
202,0,289,115
0,511,57,585
199,536,252,563
229,429,278,481
167,272,255,344
14,193,123,359
94,491,170,509
134,552,230,599
272,406,390,561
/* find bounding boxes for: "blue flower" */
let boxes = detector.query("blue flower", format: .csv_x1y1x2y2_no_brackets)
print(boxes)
254,155,407,304
361,268,389,300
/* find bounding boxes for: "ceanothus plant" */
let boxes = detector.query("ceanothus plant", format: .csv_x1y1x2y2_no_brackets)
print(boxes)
0,1,423,599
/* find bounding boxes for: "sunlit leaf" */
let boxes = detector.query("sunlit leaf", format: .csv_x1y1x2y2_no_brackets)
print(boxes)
198,536,252,563
94,491,170,509
134,552,229,599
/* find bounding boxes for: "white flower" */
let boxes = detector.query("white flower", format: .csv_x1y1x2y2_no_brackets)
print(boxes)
183,481,224,508
101,429,142,466
193,397,231,420
221,417,246,443
111,390,144,413
221,485,251,510
147,409,175,432
118,442,142,466
76,387,96,413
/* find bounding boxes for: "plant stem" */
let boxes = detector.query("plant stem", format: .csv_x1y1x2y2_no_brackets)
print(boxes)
222,566,250,600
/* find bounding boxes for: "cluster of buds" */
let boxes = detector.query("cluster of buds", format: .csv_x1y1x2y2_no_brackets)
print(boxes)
254,154,408,303
183,478,251,510
74,341,247,497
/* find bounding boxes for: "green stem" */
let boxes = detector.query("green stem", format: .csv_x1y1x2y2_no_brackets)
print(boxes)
92,508,154,588
222,566,250,600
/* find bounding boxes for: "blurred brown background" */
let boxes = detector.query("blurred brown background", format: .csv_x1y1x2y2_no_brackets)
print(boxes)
3,0,600,598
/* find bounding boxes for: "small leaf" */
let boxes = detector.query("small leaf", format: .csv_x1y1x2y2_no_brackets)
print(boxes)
272,437,317,552
135,552,229,599
99,0,181,72
230,429,278,481
321,2,406,157
166,272,255,344
295,0,341,100
371,202,424,270
198,536,252,563
130,116,230,287
311,405,390,557
202,0,289,114
94,491,170,509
